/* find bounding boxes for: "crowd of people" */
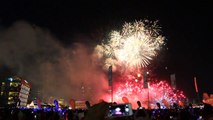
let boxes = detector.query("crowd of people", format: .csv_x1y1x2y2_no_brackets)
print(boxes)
0,101,212,120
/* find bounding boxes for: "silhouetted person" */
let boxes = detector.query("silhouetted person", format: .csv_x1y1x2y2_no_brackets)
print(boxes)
134,108,148,119
188,103,193,108
85,101,91,109
203,103,213,119
180,109,191,120
173,103,178,109
156,102,161,109
65,110,74,120
137,101,142,108
113,102,117,104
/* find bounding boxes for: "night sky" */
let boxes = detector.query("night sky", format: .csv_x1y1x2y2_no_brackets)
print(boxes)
0,1,212,99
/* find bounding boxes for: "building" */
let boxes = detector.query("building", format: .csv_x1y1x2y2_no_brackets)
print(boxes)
0,75,31,108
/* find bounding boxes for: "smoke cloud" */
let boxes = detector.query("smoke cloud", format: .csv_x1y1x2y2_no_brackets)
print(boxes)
0,21,109,104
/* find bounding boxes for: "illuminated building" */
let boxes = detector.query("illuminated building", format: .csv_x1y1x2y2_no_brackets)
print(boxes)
0,75,31,108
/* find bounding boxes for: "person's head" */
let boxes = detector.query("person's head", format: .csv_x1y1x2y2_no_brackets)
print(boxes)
156,102,161,109
137,101,141,108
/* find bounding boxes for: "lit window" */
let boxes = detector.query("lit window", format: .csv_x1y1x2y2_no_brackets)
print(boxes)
8,97,13,100
10,82,19,87
8,101,15,104
9,92,19,96
2,82,5,86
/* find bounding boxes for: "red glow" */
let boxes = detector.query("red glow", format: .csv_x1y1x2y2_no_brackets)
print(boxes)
100,72,186,109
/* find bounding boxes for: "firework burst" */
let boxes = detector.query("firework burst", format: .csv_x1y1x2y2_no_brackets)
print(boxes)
93,20,185,109
100,73,186,109
94,20,165,70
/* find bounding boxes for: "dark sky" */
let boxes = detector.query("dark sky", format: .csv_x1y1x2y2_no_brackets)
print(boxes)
0,0,212,99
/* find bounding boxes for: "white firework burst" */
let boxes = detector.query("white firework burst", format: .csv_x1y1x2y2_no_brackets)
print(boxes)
94,20,165,70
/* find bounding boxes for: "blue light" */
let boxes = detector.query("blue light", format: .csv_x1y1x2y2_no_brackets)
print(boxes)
33,108,38,112
44,108,52,112
58,108,62,112
8,77,13,81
